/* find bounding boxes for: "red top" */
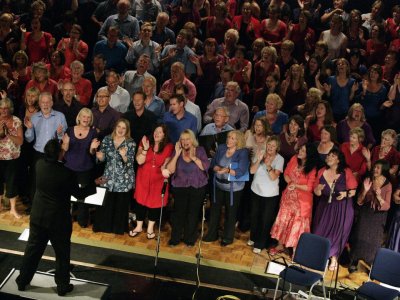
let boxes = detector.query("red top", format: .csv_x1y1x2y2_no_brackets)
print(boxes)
57,39,89,68
206,17,232,44
260,19,287,46
306,122,322,143
73,78,92,107
289,24,315,63
229,57,250,94
253,62,279,90
231,16,260,38
386,18,400,40
25,31,53,64
46,64,71,82
371,145,399,167
340,142,367,183
134,143,174,208
366,39,387,66
25,78,58,99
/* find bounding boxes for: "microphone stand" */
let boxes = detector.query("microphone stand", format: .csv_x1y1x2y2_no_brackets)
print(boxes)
153,179,168,282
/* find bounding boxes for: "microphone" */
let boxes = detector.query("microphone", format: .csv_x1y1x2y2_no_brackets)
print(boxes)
161,179,168,197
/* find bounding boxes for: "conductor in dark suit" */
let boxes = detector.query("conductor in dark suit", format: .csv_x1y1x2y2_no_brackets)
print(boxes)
16,139,96,296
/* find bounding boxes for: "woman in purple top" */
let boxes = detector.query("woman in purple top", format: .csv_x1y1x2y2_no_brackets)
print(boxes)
166,129,210,247
62,108,100,227
312,149,357,271
336,103,375,149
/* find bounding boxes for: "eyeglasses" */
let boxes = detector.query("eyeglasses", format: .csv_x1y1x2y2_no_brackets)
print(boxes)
97,95,110,98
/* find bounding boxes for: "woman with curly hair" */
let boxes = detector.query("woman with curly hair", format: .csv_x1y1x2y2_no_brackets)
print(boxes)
313,148,357,271
270,143,319,254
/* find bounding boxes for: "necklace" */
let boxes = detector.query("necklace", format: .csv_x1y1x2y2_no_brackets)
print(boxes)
27,107,36,113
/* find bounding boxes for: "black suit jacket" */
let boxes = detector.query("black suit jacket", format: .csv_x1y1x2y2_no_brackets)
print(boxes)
30,159,96,230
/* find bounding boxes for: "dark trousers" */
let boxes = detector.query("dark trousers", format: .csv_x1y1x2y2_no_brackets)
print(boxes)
170,186,206,245
74,170,94,227
17,222,72,287
93,191,130,234
135,202,161,222
206,187,243,243
250,192,280,249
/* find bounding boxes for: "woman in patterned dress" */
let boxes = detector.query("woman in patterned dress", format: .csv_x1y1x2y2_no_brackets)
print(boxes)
93,118,136,234
270,143,319,254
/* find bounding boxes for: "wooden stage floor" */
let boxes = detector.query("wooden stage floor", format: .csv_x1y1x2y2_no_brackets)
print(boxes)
0,200,370,294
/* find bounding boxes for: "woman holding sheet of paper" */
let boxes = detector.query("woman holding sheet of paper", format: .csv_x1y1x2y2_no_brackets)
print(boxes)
203,130,249,246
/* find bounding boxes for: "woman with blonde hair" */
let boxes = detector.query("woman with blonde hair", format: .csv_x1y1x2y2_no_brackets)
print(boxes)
94,119,136,234
248,135,284,253
203,130,250,246
62,108,100,228
253,46,280,90
280,64,308,114
166,129,210,246
0,98,24,218
254,93,288,135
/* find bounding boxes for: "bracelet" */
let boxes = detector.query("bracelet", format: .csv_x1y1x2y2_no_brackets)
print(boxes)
227,168,231,173
143,148,149,151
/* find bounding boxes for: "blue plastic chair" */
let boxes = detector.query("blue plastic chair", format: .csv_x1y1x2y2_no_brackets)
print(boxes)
355,248,400,300
273,233,330,300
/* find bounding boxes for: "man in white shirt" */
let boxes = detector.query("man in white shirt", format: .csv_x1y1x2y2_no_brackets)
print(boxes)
104,71,130,113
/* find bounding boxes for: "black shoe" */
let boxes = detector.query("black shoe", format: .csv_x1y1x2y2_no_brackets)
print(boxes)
168,240,179,247
220,240,232,247
15,276,27,291
185,242,195,248
57,284,74,296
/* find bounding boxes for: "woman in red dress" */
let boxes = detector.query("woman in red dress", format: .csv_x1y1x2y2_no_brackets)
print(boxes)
24,62,58,100
339,127,368,184
280,64,307,115
270,143,319,253
46,51,71,82
205,2,232,45
69,60,92,107
364,129,399,182
253,46,280,90
229,45,252,98
130,125,174,238
286,9,315,63
260,5,287,49
366,23,387,66
56,24,88,68
20,18,55,65
231,2,260,49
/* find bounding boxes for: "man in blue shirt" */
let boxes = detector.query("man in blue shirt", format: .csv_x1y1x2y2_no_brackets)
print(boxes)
24,92,68,203
98,0,140,41
24,92,67,154
163,94,197,143
93,26,128,74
